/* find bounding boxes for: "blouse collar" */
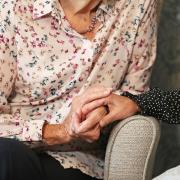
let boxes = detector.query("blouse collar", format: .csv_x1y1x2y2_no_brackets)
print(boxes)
32,0,57,19
32,0,113,20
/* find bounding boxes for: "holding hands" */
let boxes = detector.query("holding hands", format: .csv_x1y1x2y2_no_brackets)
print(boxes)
65,86,140,143
43,85,139,145
64,86,111,143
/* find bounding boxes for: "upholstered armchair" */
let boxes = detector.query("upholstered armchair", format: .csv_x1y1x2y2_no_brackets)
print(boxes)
104,115,160,180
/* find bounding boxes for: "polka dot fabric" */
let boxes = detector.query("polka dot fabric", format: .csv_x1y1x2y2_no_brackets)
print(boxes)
123,88,180,124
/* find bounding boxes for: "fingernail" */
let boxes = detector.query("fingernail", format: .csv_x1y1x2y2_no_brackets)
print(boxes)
86,139,93,143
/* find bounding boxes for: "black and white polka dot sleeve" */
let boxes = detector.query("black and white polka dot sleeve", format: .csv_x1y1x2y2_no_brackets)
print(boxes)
122,88,180,124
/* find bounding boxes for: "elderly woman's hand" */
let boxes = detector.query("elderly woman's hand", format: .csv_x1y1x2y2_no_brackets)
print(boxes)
63,86,111,141
71,106,107,142
43,86,111,145
79,93,140,130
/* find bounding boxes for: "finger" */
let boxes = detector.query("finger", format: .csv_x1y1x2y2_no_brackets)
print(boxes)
81,88,112,105
80,127,97,139
77,109,102,133
99,113,115,128
84,139,94,143
79,124,100,142
72,110,82,133
82,123,100,135
77,112,102,133
82,98,108,116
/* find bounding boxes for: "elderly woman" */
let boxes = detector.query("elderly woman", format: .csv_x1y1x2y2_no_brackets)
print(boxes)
0,0,158,180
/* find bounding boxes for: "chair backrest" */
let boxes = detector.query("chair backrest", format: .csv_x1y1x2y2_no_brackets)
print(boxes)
157,0,164,24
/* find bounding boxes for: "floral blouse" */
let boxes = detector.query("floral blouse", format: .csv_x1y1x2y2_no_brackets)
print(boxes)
0,0,158,178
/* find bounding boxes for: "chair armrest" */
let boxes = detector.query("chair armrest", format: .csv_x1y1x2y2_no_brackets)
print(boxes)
104,115,160,180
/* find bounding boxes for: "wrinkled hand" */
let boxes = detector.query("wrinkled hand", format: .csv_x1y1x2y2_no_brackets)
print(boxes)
81,93,140,129
72,106,107,142
63,86,111,141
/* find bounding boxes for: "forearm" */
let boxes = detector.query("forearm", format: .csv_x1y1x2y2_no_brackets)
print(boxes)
42,123,71,145
0,112,71,144
123,88,180,124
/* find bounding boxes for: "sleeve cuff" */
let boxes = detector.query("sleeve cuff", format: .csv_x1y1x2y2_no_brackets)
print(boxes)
122,87,162,116
20,120,45,141
113,90,124,96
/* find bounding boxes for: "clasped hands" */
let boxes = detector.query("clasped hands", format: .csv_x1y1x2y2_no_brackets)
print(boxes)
64,86,139,143
43,86,139,145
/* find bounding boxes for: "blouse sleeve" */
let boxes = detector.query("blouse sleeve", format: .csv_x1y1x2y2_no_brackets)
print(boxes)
123,88,180,124
0,1,45,141
115,0,158,95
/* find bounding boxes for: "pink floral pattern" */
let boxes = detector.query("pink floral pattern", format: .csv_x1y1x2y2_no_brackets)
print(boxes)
0,0,158,178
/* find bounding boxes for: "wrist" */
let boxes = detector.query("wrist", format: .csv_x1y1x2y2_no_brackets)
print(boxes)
42,123,72,145
128,98,141,113
122,92,141,113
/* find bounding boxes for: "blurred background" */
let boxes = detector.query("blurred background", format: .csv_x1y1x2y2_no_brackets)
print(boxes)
151,0,180,177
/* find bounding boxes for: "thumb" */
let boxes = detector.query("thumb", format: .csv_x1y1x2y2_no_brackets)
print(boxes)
100,112,115,128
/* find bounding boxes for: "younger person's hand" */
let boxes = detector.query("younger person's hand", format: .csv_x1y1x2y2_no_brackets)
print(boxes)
81,93,140,128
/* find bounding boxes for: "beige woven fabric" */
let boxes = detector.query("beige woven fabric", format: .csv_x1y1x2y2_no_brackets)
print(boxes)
104,115,160,180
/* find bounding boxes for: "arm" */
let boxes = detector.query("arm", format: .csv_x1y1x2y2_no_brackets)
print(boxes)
123,88,180,124
115,0,158,95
